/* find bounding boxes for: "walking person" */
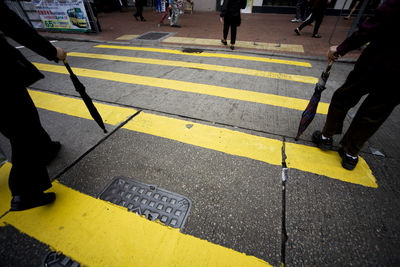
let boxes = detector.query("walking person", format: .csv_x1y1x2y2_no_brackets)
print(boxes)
291,0,309,22
344,0,361,19
133,0,146,21
294,0,330,38
169,0,181,27
0,1,67,211
220,0,246,50
312,0,400,170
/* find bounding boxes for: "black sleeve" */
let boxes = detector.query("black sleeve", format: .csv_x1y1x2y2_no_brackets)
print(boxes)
336,0,398,56
220,0,229,17
0,2,58,61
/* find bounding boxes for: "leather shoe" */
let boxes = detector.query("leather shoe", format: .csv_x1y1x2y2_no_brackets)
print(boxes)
10,192,56,211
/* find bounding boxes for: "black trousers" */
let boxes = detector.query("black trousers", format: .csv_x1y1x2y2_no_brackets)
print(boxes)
298,8,324,35
0,84,52,196
322,69,400,156
223,15,240,45
134,3,144,19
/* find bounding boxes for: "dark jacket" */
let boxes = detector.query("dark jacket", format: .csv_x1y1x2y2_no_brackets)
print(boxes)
337,0,400,76
0,1,58,87
220,0,242,18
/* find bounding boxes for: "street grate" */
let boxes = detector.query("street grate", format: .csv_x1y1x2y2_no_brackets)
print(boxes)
99,177,191,230
136,32,170,40
42,251,80,267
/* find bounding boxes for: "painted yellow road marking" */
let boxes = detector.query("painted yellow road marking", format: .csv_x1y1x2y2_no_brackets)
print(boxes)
0,163,12,215
115,34,139,40
0,165,271,266
163,37,305,53
124,112,377,188
33,63,328,114
95,44,311,67
28,90,136,126
68,52,315,83
28,90,376,187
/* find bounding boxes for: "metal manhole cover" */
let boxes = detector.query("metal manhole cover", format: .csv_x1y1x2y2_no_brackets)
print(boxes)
182,48,204,53
137,32,170,40
99,177,191,230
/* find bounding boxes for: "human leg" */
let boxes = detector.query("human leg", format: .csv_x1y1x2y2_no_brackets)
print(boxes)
322,70,369,138
340,91,400,156
223,19,230,41
312,11,324,37
230,23,237,45
297,12,315,32
0,84,57,209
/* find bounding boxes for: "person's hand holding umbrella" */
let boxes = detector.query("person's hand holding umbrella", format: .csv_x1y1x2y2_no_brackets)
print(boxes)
328,45,339,63
55,47,67,61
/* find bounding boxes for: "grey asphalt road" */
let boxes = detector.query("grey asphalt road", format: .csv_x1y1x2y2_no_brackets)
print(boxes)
0,40,399,266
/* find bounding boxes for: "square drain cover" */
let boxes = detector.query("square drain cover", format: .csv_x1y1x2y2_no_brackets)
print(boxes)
99,177,191,230
137,32,169,40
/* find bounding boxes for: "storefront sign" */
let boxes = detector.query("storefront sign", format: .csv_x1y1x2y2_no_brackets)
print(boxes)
32,0,91,32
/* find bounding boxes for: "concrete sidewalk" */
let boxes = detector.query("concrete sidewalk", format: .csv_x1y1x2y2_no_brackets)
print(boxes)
40,9,361,60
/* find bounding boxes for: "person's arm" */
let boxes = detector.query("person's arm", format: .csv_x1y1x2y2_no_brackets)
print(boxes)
0,2,66,61
220,0,229,17
333,0,397,58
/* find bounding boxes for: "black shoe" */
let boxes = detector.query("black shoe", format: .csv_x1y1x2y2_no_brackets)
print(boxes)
141,17,146,21
312,34,322,38
294,28,300,35
10,192,56,211
171,24,181,28
338,148,358,170
312,130,333,151
230,45,235,50
133,14,139,21
43,141,61,165
221,39,227,45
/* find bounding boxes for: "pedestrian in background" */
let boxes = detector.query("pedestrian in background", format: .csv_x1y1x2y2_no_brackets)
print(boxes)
294,0,331,38
0,2,67,211
291,0,310,22
312,0,400,170
155,0,162,12
344,0,362,19
169,0,181,27
133,0,146,21
220,0,246,50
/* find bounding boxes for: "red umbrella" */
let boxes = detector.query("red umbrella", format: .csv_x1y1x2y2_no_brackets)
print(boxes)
295,62,333,141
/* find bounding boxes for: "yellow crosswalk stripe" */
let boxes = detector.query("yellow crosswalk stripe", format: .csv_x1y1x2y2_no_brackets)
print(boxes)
33,63,329,114
28,89,377,188
68,52,316,83
162,37,305,53
0,163,11,215
95,44,311,67
124,112,377,188
28,90,136,126
0,164,271,267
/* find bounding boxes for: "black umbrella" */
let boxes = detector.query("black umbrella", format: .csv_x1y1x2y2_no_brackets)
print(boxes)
295,62,333,141
63,60,107,133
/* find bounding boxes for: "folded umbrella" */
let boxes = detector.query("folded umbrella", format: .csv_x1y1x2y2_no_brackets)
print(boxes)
63,60,107,133
295,62,333,141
